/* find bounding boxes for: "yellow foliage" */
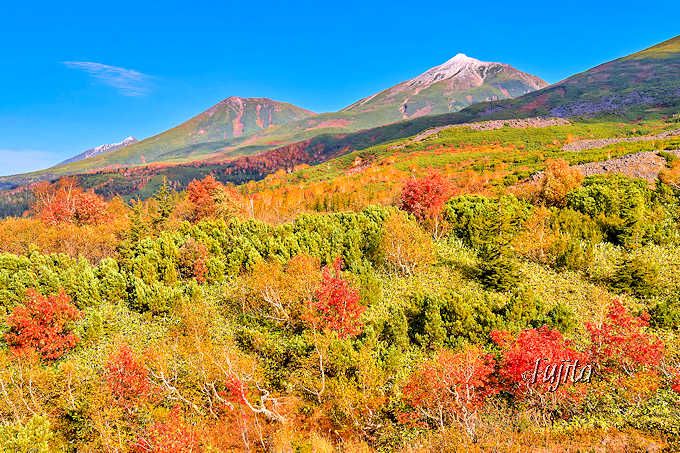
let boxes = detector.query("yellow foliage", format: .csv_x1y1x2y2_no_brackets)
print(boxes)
0,203,128,262
239,255,321,328
380,212,435,275
512,206,558,263
538,159,584,207
659,159,680,188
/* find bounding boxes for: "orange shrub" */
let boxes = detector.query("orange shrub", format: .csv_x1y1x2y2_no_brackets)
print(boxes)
5,289,82,360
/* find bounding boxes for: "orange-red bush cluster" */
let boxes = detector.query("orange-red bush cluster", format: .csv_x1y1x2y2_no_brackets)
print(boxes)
5,288,82,360
32,178,107,225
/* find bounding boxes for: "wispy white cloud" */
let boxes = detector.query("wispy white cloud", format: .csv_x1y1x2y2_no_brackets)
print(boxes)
0,149,61,176
63,61,152,96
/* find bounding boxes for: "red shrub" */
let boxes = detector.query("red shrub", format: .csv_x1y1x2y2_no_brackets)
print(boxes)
399,171,452,222
72,190,107,224
187,175,221,220
671,368,680,394
492,326,585,397
586,299,664,375
222,374,247,405
309,258,364,339
32,178,106,225
5,289,81,360
105,344,152,410
178,238,210,283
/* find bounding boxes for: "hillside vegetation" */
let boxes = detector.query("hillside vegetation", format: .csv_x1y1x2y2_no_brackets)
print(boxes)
0,112,679,450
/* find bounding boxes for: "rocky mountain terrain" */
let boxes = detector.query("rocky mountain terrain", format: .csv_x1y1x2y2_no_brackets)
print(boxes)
58,136,138,165
343,53,547,121
574,150,680,181
562,129,680,151
394,117,570,148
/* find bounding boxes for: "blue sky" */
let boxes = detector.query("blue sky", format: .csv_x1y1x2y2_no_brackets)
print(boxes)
1,0,678,176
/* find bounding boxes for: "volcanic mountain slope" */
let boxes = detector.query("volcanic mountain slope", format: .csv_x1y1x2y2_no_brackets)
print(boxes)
228,54,546,148
59,136,138,165
58,97,314,171
228,34,680,180
0,97,315,186
342,53,547,121
82,54,545,167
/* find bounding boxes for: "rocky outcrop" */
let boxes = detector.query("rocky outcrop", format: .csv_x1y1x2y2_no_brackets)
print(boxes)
529,149,680,183
394,117,570,148
562,129,680,152
574,150,680,181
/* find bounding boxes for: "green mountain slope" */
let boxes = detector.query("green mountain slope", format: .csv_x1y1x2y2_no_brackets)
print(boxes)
97,54,546,166
207,54,546,156
55,97,314,171
472,35,680,119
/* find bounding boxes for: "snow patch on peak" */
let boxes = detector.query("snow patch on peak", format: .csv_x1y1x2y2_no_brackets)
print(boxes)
446,53,478,64
408,53,499,87
58,136,138,166
91,136,138,153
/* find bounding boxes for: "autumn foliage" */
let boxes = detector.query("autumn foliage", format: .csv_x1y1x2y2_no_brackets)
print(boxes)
178,238,209,283
401,346,496,437
672,369,680,394
187,175,222,220
399,171,452,223
187,175,245,221
5,288,82,360
586,299,664,375
1,123,680,451
31,178,107,225
223,373,248,405
590,299,662,405
133,406,199,453
105,344,152,410
537,159,584,207
309,258,364,339
380,211,435,275
491,326,584,397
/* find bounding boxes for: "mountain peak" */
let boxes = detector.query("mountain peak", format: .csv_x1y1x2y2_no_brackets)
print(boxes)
58,136,138,166
445,53,480,65
409,53,494,87
221,96,282,104
342,53,547,119
91,136,138,153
